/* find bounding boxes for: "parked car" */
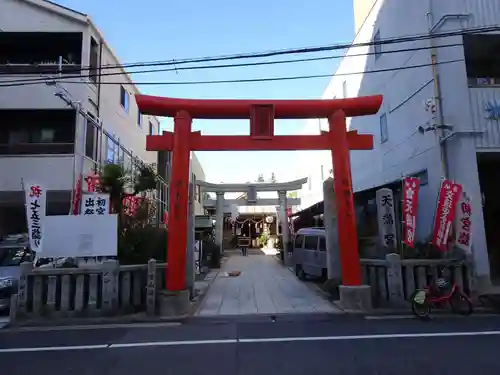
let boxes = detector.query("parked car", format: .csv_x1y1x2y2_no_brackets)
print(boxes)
0,234,35,313
291,227,327,280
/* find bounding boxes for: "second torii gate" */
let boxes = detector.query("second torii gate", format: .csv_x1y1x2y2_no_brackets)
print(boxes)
137,94,383,293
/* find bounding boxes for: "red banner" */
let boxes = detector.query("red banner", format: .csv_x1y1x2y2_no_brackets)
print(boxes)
123,195,144,216
402,177,420,247
432,179,462,251
455,193,472,253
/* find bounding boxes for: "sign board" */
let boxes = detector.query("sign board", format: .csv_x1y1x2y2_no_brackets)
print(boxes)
195,215,213,229
81,193,110,216
42,214,118,258
247,185,257,204
485,100,500,120
24,183,46,253
376,188,397,249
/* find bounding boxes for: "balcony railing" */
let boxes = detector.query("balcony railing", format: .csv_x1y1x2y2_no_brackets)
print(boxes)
0,63,82,76
0,143,75,155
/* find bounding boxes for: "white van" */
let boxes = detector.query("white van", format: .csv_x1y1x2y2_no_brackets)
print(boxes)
292,227,327,280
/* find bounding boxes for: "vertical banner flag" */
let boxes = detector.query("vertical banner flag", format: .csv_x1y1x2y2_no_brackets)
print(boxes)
402,177,421,247
24,183,46,253
432,179,462,251
455,192,472,253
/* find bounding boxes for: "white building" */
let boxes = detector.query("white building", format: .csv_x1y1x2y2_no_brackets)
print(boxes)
0,0,207,229
302,0,500,288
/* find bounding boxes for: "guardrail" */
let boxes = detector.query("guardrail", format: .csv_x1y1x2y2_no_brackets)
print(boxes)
12,259,167,322
360,254,473,307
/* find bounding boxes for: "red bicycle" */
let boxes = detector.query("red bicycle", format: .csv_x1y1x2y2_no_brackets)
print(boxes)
410,260,473,319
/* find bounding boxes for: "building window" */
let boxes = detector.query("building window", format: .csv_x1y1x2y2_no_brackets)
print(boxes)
342,81,348,98
137,111,142,128
149,121,155,135
120,86,129,112
0,109,76,155
374,30,382,60
380,113,388,143
89,37,99,84
106,135,120,163
85,113,97,159
464,34,500,86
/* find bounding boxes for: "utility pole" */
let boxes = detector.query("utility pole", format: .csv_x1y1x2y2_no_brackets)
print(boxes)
427,10,449,179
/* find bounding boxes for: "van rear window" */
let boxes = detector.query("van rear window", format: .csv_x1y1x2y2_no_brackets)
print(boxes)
304,236,318,250
294,235,304,248
318,237,326,251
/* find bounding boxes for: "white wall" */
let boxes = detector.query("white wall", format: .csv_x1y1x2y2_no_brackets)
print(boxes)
190,152,206,215
318,0,500,280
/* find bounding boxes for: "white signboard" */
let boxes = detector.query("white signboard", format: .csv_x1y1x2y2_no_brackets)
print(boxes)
42,214,118,258
376,188,397,249
24,182,46,253
81,193,110,216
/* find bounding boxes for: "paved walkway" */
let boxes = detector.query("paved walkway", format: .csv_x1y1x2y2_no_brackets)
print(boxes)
196,251,339,316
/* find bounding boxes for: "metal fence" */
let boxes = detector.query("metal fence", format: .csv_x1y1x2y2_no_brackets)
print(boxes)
73,103,170,226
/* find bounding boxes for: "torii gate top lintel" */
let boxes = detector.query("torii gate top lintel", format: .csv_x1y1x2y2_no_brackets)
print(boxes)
136,94,383,119
196,177,307,193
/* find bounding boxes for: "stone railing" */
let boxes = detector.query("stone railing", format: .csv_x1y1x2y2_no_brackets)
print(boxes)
12,259,166,322
360,254,473,307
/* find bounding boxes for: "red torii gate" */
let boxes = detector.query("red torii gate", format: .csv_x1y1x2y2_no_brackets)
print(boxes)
137,94,383,291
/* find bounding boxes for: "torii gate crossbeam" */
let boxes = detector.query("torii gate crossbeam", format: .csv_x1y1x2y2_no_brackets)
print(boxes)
137,94,383,292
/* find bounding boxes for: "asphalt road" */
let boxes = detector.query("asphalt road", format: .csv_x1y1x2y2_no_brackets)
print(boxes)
1,314,500,374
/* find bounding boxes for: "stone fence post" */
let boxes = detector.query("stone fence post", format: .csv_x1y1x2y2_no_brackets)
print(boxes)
146,259,157,315
17,261,34,316
385,253,405,305
101,260,119,314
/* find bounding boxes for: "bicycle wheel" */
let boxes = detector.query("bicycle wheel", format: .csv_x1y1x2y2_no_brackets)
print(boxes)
450,290,473,316
411,290,431,319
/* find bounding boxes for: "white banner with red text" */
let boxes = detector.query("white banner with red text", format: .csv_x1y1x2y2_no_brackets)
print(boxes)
24,182,47,253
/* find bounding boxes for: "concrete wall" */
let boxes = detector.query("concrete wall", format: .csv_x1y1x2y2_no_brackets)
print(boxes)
190,152,206,215
0,0,161,193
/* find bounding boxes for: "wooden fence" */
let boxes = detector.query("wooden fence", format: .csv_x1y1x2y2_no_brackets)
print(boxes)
13,259,166,320
361,253,473,307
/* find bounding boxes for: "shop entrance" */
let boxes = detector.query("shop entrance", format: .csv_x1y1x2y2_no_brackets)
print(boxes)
137,94,382,291
478,152,500,284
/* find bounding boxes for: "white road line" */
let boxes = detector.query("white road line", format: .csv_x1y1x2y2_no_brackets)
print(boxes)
0,344,109,353
2,322,182,332
238,330,500,343
1,331,500,353
365,315,415,320
111,339,237,348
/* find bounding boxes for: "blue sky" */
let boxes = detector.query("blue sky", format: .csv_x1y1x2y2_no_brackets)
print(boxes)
56,0,354,183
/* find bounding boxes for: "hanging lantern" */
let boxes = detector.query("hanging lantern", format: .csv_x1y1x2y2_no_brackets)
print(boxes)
265,216,274,223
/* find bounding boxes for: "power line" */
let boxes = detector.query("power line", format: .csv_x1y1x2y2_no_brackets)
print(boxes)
0,59,463,88
0,24,497,76
0,43,463,86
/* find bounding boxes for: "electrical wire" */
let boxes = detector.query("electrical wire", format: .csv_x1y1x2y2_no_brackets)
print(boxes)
0,23,495,76
0,59,463,88
0,42,464,86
